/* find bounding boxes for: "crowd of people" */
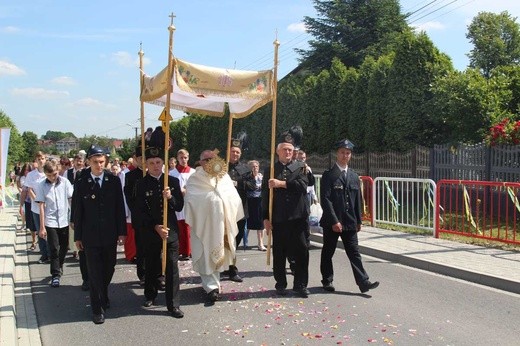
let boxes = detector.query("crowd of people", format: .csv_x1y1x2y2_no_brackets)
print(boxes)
12,127,379,325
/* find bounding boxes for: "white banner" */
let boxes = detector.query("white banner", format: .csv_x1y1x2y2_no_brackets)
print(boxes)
0,128,11,205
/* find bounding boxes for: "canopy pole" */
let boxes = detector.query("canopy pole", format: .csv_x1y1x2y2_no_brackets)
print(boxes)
267,36,280,266
138,43,146,177
160,13,176,276
226,111,233,163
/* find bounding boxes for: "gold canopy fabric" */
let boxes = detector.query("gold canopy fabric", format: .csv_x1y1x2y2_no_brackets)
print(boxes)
140,58,273,118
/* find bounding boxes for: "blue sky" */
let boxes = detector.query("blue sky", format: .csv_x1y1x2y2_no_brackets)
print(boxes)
1,0,520,140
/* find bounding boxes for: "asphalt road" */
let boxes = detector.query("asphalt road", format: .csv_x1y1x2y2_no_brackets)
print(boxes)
27,238,520,346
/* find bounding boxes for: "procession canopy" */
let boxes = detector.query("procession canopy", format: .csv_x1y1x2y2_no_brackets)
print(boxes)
140,58,274,118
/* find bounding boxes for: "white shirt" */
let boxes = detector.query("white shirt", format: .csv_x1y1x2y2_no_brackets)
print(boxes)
335,163,348,174
24,169,45,214
34,177,73,228
91,172,105,187
169,166,195,220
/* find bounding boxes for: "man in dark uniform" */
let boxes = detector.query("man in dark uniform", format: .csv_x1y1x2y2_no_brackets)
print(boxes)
262,140,310,298
73,145,127,324
66,153,89,291
223,139,250,282
319,139,379,294
123,145,147,285
136,146,184,318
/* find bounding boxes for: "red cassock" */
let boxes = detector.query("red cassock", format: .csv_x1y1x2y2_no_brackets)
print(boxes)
177,220,191,257
124,223,136,261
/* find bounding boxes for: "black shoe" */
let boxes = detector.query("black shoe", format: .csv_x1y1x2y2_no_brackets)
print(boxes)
293,287,310,298
143,300,154,307
208,289,220,302
360,281,379,293
38,256,49,264
276,287,286,296
229,274,243,283
323,283,335,292
221,270,230,276
157,277,166,291
92,313,105,324
170,307,184,318
81,280,90,291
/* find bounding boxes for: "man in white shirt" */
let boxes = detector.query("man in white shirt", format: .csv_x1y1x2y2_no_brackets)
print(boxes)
35,159,73,287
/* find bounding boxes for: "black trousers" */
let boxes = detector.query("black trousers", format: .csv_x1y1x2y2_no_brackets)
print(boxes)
144,236,180,309
234,219,247,250
84,244,117,314
272,218,309,290
46,226,69,278
226,219,247,276
135,228,146,280
320,226,369,287
79,250,89,282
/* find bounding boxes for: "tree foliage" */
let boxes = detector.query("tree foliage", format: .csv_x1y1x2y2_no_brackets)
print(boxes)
300,0,408,71
384,31,453,150
21,131,39,161
0,109,25,168
467,11,520,78
42,130,76,141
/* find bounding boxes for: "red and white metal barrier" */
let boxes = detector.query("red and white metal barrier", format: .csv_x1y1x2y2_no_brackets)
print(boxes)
360,176,374,226
436,180,520,245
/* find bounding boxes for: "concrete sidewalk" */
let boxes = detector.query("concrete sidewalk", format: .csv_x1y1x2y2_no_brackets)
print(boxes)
0,206,41,346
311,226,520,295
1,205,519,345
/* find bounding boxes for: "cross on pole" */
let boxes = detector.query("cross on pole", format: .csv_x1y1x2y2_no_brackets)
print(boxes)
169,12,176,26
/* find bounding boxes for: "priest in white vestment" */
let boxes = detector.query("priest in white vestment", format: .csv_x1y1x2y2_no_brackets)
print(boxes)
184,150,244,303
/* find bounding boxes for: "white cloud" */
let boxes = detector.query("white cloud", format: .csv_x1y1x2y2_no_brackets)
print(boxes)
10,87,69,99
71,97,104,107
69,97,116,109
412,21,446,32
51,76,76,85
0,26,20,33
0,60,26,76
287,22,307,33
111,51,141,68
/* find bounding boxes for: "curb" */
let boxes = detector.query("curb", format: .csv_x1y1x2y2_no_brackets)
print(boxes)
0,208,19,346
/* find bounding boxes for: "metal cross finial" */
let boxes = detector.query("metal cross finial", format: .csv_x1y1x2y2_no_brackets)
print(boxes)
169,12,176,25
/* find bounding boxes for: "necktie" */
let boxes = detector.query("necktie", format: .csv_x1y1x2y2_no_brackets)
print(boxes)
94,177,101,189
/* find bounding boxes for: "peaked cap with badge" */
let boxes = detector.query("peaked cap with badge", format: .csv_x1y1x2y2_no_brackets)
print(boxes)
335,139,355,151
87,145,108,159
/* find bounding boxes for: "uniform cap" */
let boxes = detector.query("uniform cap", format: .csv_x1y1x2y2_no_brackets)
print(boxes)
87,145,106,158
335,139,355,150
